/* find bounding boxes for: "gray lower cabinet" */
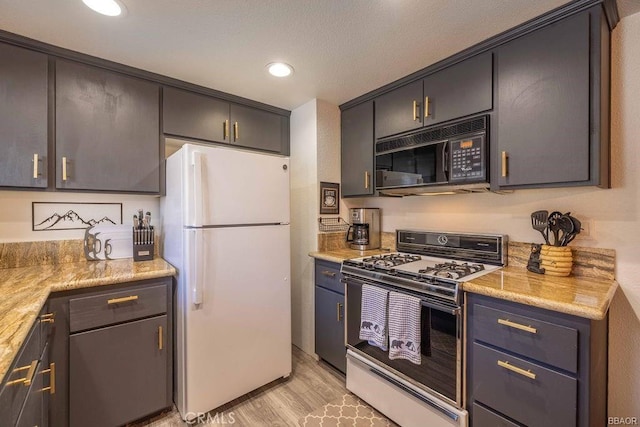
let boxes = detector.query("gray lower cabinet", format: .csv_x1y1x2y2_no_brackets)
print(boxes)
70,316,168,427
55,60,161,193
374,53,493,139
0,305,53,427
0,41,48,189
341,101,374,197
314,260,346,373
496,6,609,189
48,277,173,427
466,292,607,427
163,86,290,155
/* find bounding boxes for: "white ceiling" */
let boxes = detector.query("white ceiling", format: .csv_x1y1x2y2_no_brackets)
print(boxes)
0,0,630,111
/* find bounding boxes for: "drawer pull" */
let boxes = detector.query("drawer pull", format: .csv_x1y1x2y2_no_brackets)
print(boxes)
497,318,537,334
336,303,343,322
497,360,537,380
6,360,38,386
501,151,508,177
41,363,56,395
158,326,163,350
223,119,229,140
321,270,336,278
412,100,418,121
62,156,68,181
424,96,430,118
40,312,55,324
107,295,139,305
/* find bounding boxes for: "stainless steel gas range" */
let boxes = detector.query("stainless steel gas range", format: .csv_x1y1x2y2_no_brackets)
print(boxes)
342,230,507,427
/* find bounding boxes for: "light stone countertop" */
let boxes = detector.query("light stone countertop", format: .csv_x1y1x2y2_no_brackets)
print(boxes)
309,250,617,320
0,258,175,384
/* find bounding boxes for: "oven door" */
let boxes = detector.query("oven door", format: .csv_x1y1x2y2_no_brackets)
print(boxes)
344,275,462,407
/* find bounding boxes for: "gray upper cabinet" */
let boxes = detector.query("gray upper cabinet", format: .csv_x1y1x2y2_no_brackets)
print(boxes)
163,86,289,154
496,9,598,188
163,87,230,144
230,103,288,153
55,60,161,193
374,53,493,139
422,53,492,127
341,101,374,197
375,80,423,139
0,42,48,189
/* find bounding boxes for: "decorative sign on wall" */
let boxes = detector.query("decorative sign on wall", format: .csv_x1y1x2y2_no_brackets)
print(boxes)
32,202,123,231
319,182,340,215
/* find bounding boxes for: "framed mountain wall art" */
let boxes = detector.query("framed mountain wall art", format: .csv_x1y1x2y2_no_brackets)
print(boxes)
32,202,123,231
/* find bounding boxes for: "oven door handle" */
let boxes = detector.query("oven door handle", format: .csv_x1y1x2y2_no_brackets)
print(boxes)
421,300,460,316
368,367,460,422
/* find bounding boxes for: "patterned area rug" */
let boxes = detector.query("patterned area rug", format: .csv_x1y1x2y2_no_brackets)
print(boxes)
298,394,395,426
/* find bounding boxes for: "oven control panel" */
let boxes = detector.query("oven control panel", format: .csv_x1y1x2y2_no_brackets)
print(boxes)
449,135,485,182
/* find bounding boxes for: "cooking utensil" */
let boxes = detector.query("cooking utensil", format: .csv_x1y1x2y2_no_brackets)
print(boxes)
557,214,575,246
548,211,563,246
531,210,550,245
563,215,582,246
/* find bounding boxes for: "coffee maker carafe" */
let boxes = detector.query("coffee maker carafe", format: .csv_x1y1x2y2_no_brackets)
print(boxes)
346,208,380,251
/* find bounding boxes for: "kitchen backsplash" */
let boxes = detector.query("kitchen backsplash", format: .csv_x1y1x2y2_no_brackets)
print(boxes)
317,231,396,252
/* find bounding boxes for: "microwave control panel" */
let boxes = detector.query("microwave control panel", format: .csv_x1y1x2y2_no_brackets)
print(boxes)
449,135,485,182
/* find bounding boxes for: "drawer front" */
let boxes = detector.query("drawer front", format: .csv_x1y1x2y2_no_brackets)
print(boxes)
0,323,41,426
472,343,576,427
70,284,167,332
472,403,521,427
315,260,343,294
472,303,578,373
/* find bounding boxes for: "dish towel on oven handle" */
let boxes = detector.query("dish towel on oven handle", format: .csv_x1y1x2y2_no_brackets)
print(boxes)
388,291,421,365
359,284,389,351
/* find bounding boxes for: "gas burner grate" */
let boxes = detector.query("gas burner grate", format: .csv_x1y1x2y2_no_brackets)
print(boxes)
361,254,422,268
418,261,485,280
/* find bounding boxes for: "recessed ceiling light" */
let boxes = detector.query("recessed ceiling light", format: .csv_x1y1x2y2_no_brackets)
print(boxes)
82,0,124,16
267,62,294,78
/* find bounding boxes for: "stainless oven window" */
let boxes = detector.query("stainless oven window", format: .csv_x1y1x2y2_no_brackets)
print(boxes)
346,278,461,405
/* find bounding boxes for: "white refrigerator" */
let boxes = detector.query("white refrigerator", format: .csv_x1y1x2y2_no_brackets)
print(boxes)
161,143,291,421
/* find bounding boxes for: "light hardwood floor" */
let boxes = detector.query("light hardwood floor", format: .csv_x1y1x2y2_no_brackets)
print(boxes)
131,346,357,426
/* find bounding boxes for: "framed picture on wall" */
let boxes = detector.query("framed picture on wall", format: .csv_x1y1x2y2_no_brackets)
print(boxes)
319,182,340,214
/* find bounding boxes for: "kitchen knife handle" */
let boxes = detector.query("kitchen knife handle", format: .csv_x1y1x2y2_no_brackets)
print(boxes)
33,154,39,179
233,121,239,141
223,120,229,140
62,157,68,181
412,100,418,121
501,151,508,177
424,96,430,118
364,171,370,189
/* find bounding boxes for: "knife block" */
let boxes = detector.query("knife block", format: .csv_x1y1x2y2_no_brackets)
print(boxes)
133,226,154,262
539,245,573,276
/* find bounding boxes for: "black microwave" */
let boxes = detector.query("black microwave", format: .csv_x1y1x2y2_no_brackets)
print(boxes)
375,115,488,192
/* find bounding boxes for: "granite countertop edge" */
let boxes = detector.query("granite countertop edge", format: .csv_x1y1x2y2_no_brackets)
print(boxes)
0,258,176,384
309,250,617,321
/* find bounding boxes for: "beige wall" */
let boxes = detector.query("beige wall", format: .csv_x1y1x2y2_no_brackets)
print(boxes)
343,12,640,416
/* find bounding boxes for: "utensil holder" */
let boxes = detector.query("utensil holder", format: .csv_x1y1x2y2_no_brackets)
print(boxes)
539,245,573,277
133,226,154,262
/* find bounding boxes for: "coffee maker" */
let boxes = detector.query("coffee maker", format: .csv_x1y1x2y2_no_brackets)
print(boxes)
346,208,381,251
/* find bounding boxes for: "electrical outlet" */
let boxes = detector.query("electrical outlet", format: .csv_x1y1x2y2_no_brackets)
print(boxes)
580,220,590,237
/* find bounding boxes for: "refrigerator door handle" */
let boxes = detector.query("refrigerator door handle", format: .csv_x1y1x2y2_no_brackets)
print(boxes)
193,230,204,305
192,151,204,227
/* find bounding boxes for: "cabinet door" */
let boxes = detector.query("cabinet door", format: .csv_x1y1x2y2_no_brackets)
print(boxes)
315,286,346,373
497,12,590,187
375,80,423,139
69,316,168,427
163,86,230,143
55,60,161,192
0,43,48,188
15,359,44,427
422,53,493,127
341,101,374,197
230,103,286,153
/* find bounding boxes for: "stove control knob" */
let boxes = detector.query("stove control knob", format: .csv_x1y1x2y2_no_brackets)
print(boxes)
437,235,448,245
